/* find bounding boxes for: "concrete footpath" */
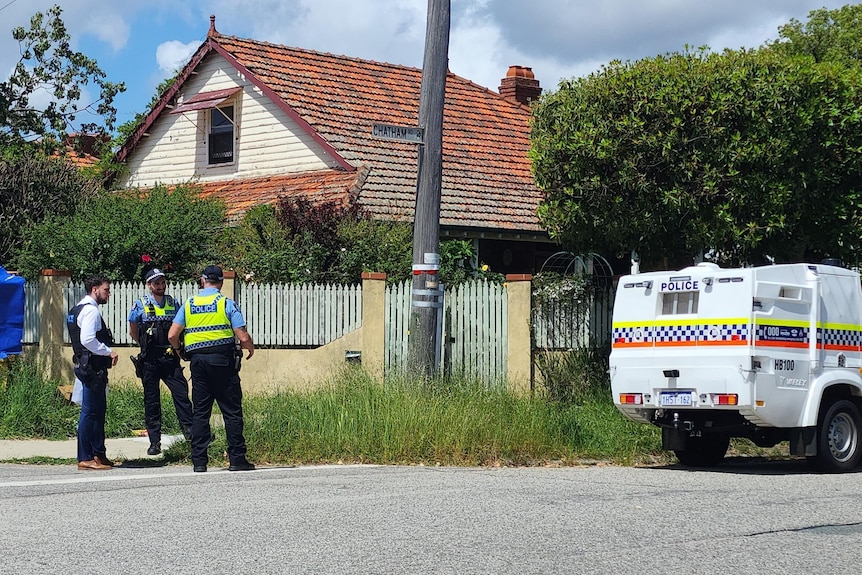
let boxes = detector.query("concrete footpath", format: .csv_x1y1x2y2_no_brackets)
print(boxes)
0,434,186,461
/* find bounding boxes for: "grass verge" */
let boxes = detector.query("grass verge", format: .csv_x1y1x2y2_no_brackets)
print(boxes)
3,357,787,468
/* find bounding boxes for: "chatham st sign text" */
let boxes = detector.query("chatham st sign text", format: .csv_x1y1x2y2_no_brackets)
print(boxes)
371,123,424,144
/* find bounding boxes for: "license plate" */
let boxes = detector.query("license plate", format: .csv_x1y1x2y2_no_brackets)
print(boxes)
659,392,692,406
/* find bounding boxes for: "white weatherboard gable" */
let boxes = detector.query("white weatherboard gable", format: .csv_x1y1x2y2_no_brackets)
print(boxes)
120,53,338,189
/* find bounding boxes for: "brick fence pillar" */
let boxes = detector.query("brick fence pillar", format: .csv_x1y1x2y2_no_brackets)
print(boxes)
38,269,72,381
361,272,387,381
505,274,533,395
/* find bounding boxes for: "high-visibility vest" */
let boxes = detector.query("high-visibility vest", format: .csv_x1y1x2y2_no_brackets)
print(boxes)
139,295,177,350
183,293,235,352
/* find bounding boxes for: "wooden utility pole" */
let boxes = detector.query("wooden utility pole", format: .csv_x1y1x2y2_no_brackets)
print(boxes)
408,0,450,377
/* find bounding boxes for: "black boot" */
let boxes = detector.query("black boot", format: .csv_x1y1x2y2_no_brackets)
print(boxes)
228,458,255,471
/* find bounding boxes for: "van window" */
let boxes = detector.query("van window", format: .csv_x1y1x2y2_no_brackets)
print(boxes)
662,291,699,314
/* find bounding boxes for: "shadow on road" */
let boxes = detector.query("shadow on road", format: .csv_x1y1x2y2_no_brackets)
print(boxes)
647,455,862,475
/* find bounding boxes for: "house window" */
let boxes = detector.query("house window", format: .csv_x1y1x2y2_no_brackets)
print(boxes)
209,105,234,164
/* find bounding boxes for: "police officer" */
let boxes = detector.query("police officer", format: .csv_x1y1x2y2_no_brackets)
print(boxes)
68,274,118,470
168,265,255,472
128,268,194,455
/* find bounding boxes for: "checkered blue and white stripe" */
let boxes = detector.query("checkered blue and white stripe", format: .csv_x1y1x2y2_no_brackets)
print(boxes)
612,326,652,344
820,328,862,348
613,323,749,345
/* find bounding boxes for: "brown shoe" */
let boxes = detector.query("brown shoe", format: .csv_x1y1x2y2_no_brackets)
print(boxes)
94,454,114,467
77,459,111,470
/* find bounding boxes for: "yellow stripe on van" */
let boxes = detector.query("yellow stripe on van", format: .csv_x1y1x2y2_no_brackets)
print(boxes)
612,317,749,328
819,322,862,332
754,318,809,328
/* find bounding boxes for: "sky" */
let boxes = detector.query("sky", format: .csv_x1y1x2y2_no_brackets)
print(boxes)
0,0,854,131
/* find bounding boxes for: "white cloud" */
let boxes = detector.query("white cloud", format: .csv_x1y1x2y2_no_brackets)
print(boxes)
0,0,855,122
156,40,200,75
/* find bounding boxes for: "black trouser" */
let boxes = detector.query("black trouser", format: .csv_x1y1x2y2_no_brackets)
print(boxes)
189,352,247,466
140,354,194,444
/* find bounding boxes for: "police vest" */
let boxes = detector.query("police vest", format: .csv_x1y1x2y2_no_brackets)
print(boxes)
66,302,114,371
138,294,177,352
183,293,235,353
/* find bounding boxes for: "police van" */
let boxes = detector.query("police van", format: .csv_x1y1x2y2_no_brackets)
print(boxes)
609,261,862,472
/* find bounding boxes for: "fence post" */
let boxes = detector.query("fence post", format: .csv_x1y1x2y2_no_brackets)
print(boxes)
505,274,532,395
361,272,387,381
39,269,71,382
222,269,237,300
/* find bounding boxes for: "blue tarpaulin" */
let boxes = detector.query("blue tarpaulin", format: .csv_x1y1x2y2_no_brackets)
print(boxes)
0,266,25,357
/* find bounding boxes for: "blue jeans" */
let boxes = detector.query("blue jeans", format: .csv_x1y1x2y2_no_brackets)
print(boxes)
77,374,108,461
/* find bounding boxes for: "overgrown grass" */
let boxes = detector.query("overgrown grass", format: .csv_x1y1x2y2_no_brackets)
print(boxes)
0,356,182,439
0,358,79,438
1,355,667,466
236,366,666,467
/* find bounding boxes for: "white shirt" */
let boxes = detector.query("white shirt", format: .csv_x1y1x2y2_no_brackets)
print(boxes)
71,295,112,404
76,295,113,356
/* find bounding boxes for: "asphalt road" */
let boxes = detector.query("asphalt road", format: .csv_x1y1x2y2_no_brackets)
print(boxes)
1,457,860,574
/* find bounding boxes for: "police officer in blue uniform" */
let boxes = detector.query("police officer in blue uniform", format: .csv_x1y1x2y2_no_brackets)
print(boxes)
168,265,255,472
68,274,118,470
128,268,194,455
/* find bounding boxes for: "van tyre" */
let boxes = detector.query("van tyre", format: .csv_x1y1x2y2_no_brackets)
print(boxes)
809,399,862,473
673,433,729,467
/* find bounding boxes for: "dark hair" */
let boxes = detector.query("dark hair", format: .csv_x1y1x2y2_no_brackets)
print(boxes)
84,274,110,293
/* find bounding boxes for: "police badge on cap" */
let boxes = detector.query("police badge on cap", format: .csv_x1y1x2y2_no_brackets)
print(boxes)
145,268,165,283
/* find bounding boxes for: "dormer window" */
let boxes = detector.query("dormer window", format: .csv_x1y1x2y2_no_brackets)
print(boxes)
169,86,241,166
209,105,234,164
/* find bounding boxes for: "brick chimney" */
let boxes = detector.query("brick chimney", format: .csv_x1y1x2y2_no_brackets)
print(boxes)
498,66,542,105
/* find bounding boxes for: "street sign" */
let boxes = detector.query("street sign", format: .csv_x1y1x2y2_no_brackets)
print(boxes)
371,123,424,144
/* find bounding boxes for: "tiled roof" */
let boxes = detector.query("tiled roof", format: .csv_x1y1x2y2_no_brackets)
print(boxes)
212,33,544,234
199,168,368,222
54,148,98,168
118,27,546,236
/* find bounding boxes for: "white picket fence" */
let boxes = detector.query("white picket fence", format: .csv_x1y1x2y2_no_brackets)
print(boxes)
22,279,611,379
39,281,361,347
384,280,508,381
23,283,38,343
237,282,361,346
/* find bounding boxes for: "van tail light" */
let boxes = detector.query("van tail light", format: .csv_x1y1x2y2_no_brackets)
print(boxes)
619,393,643,405
712,394,738,406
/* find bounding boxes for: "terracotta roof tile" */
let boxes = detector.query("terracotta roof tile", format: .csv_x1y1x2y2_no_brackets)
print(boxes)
121,33,546,236
53,148,99,168
199,169,367,222
212,34,543,234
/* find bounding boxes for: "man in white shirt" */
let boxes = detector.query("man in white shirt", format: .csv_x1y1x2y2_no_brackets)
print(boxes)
67,275,118,470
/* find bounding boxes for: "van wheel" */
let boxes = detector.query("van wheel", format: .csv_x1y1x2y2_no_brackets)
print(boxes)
808,399,862,473
673,433,729,467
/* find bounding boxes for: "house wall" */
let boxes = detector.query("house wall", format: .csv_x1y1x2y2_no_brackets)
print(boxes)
121,54,336,188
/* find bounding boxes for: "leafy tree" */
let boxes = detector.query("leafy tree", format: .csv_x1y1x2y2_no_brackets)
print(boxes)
0,5,125,149
13,184,225,281
219,200,410,284
530,46,862,268
774,3,862,66
273,197,353,282
332,217,413,283
219,199,494,285
0,150,101,264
